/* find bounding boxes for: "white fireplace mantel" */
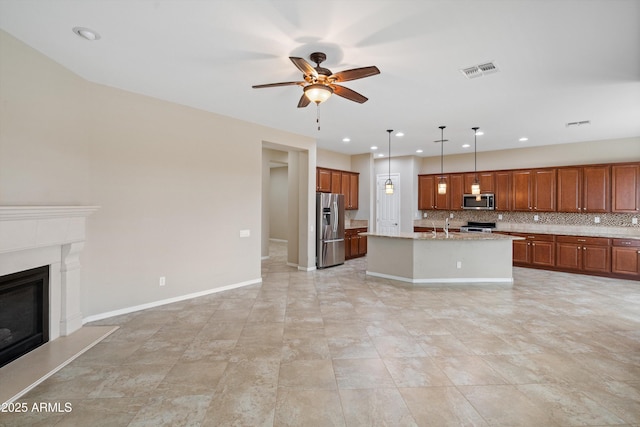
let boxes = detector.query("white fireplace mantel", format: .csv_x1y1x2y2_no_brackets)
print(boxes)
0,206,100,341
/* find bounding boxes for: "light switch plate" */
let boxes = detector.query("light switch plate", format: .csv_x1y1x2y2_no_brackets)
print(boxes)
240,229,250,237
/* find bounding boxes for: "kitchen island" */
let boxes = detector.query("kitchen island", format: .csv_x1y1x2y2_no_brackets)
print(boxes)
365,231,524,284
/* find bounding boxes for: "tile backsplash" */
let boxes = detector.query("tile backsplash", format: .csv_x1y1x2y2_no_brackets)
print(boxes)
415,210,639,237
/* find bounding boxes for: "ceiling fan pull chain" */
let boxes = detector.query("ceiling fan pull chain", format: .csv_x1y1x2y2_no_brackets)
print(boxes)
317,104,321,131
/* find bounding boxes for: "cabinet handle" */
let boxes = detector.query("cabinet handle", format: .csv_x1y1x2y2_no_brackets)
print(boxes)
583,247,586,250
577,239,586,242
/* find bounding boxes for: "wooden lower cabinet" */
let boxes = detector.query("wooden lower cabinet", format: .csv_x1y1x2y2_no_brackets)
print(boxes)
612,239,640,278
345,228,367,260
511,233,555,267
556,236,611,274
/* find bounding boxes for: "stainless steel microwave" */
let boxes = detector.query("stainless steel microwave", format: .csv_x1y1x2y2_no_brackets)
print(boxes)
462,194,495,210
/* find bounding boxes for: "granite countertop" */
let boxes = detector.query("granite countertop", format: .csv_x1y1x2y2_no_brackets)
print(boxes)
365,231,523,241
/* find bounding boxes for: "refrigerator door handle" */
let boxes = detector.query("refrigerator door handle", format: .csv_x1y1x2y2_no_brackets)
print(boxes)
332,200,338,233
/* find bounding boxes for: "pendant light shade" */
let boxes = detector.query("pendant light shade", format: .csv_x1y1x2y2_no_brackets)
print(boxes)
303,84,333,104
438,126,447,195
471,127,481,197
385,129,394,194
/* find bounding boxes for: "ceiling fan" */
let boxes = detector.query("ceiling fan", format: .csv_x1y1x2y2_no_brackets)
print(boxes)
252,52,380,108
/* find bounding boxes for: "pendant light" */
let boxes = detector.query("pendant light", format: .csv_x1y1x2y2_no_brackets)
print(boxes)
471,127,481,198
385,129,394,194
438,126,447,195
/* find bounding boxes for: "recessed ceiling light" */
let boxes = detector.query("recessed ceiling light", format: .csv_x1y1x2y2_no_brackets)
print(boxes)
342,137,350,142
475,131,484,136
378,153,385,157
519,137,529,142
72,27,101,40
416,149,423,153
395,132,404,137
370,146,378,150
462,144,471,148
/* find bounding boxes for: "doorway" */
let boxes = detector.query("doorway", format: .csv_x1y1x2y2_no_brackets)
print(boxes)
376,173,400,233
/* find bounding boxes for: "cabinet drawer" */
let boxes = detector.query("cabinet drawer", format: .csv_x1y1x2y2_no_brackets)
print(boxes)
512,233,555,242
613,239,640,248
556,235,611,246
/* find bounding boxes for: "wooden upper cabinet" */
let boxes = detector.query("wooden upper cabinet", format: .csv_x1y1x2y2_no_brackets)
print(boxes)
533,168,556,211
464,172,495,195
583,165,610,212
434,175,449,210
317,168,331,192
418,175,435,210
494,171,511,211
512,170,533,211
512,168,556,211
557,167,582,212
557,166,610,213
330,170,342,194
341,171,359,210
449,174,464,210
612,163,640,213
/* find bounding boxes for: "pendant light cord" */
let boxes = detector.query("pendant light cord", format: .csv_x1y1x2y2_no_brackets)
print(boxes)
472,127,479,179
387,129,393,180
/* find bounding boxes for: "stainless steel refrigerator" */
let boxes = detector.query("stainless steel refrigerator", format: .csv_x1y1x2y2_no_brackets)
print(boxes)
316,193,345,268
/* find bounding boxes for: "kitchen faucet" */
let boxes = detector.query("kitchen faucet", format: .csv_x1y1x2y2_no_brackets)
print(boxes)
444,217,450,238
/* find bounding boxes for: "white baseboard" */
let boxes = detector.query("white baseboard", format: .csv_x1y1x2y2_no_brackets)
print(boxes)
269,238,288,243
82,277,263,324
366,271,513,285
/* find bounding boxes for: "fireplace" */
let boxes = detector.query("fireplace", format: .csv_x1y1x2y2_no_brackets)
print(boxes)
0,266,50,368
0,205,99,365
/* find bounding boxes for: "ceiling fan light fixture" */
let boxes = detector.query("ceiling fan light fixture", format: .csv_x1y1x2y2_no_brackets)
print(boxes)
303,84,333,104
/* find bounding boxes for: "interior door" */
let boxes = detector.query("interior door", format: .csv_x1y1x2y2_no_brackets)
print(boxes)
376,173,400,234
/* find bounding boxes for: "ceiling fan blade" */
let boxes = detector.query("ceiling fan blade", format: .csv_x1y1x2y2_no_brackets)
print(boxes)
333,85,368,103
297,94,311,108
332,66,380,82
290,57,317,77
252,81,304,89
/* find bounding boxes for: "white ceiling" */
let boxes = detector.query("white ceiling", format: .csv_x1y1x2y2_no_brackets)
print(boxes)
1,0,639,158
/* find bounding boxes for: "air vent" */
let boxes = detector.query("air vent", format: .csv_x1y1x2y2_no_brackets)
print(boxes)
460,61,500,79
566,120,591,127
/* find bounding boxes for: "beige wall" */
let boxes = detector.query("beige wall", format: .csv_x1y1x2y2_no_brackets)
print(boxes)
0,30,315,317
317,148,352,170
419,137,640,174
269,166,288,241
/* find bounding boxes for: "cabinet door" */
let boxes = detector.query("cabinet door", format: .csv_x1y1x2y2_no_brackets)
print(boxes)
512,170,532,211
582,245,610,273
349,234,360,257
434,175,450,210
556,242,581,270
317,168,331,192
512,239,530,264
449,174,464,210
533,169,556,211
611,164,640,213
612,247,640,276
495,171,511,211
531,240,555,267
330,170,342,194
418,175,435,210
583,165,610,212
349,173,359,210
557,167,581,212
344,234,352,259
358,234,367,256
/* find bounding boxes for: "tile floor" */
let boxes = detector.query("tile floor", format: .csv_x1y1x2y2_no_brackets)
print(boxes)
1,241,639,426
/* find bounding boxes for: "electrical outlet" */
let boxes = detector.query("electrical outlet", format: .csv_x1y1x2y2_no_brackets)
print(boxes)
449,213,454,219
633,217,638,225
498,214,503,220
534,215,539,222
159,276,166,287
594,216,600,224
423,212,428,218
456,261,462,269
